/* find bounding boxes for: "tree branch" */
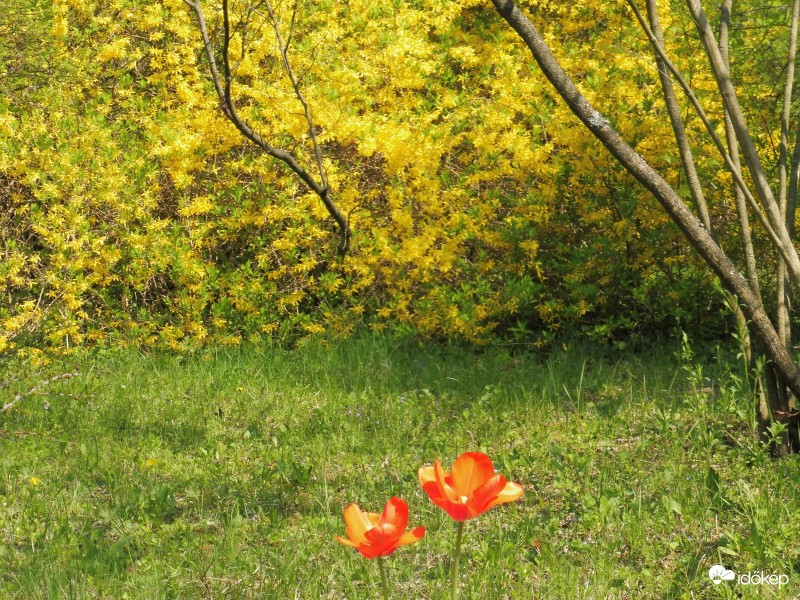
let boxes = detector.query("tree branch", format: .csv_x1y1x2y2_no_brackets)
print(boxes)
720,0,762,298
626,0,789,276
490,0,800,398
642,0,712,233
185,0,350,255
777,0,799,350
264,0,329,193
0,370,79,415
685,0,800,285
780,0,800,214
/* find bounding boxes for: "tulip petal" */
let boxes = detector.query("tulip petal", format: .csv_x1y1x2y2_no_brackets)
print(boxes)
396,525,426,546
379,497,409,532
419,465,436,486
363,512,424,557
439,500,476,521
421,480,448,506
486,480,524,509
364,524,390,549
357,544,384,559
469,473,508,514
450,452,495,498
422,482,475,521
385,525,426,554
434,459,458,502
335,535,358,548
343,504,373,545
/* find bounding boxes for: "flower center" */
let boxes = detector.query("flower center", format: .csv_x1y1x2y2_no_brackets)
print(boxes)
459,495,469,503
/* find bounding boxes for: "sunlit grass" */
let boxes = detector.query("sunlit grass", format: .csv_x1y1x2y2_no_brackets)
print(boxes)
1,334,799,598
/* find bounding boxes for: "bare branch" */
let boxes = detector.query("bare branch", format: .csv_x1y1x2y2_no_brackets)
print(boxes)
788,126,800,238
264,0,328,192
0,370,79,415
185,0,350,254
779,0,800,215
719,0,761,298
490,0,800,399
685,0,800,285
776,0,799,351
285,0,299,54
642,0,712,233
627,0,790,275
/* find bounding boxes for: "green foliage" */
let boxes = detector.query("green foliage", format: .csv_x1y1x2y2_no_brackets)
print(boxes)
1,336,799,597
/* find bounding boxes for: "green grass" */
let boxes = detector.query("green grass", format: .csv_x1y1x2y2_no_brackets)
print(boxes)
1,334,800,598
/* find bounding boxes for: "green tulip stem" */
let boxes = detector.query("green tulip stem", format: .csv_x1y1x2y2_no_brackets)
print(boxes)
451,520,465,600
378,556,390,600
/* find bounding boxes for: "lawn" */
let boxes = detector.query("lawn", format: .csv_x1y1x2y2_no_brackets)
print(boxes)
1,335,799,598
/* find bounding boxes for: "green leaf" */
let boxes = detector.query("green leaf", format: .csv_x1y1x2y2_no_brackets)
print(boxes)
705,466,720,503
663,496,683,517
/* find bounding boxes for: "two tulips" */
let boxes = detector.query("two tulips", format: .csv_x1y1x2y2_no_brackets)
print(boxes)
336,451,523,599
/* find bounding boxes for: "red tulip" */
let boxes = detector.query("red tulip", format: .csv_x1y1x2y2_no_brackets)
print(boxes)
336,496,426,559
419,452,523,521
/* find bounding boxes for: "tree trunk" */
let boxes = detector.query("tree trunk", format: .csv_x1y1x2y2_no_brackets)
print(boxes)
490,0,800,443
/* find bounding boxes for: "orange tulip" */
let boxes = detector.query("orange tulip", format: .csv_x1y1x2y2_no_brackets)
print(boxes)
336,496,426,559
419,452,523,521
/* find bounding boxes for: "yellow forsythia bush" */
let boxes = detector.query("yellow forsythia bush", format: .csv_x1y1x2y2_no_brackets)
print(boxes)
0,0,728,353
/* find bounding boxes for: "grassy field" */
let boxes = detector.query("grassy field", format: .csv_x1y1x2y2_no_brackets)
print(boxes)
1,334,799,598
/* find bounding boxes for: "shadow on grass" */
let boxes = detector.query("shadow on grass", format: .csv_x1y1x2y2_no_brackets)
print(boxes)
659,538,728,600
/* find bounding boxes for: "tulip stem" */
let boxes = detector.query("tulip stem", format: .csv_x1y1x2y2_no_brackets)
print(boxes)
451,520,465,600
378,556,390,599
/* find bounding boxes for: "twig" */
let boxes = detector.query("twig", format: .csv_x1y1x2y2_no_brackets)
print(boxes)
775,410,800,423
0,370,43,390
184,0,350,255
1,370,79,414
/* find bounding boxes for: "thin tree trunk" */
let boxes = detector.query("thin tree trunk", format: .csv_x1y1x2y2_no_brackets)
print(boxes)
685,0,800,286
777,0,800,450
777,0,800,353
645,1,759,428
490,0,800,409
644,0,711,233
627,0,791,274
719,0,772,445
719,0,760,300
788,127,800,240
